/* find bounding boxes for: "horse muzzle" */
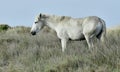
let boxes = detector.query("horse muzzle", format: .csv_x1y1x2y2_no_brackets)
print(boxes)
31,31,36,35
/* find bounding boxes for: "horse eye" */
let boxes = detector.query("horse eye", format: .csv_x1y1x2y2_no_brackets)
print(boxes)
35,22,38,24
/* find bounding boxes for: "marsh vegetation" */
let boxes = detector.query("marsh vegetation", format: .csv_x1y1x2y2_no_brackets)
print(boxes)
0,25,120,72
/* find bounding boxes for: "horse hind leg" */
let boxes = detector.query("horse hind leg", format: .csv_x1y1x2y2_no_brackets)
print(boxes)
84,35,94,50
96,30,102,41
96,29,106,43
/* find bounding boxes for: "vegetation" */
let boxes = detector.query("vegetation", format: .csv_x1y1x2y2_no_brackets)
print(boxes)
0,24,10,32
0,25,120,72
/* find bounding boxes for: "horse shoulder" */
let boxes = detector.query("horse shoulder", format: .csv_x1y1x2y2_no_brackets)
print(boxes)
55,26,68,39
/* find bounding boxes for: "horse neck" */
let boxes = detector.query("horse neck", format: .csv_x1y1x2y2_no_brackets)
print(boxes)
45,16,61,31
45,21,57,31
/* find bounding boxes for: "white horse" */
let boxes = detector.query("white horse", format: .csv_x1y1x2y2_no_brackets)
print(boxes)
30,13,106,52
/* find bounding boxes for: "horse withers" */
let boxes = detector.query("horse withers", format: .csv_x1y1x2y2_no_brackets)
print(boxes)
30,13,106,52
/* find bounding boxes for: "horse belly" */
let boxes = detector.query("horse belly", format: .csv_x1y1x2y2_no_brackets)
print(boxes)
68,31,85,40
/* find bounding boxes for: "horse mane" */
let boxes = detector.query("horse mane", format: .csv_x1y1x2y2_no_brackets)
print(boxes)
41,13,72,23
59,16,71,21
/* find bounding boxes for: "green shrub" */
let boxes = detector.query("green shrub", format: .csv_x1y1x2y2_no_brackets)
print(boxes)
0,24,10,32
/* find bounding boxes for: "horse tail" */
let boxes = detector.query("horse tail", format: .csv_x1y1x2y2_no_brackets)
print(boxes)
100,19,106,42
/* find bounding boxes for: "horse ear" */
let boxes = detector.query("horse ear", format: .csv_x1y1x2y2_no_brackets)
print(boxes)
39,13,48,19
40,13,42,18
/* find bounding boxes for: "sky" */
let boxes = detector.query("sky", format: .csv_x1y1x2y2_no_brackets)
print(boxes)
0,0,120,27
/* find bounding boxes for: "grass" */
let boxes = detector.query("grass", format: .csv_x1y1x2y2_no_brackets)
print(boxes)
0,26,120,72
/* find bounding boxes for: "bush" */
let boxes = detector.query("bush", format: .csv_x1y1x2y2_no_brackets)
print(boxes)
0,24,10,32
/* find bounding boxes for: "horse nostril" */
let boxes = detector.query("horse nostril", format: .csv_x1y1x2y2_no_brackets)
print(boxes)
31,31,36,35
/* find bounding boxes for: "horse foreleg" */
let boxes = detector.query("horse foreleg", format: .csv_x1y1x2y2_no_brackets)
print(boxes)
61,38,68,52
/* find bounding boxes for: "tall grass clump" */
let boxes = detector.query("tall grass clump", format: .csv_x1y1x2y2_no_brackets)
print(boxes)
0,26,120,72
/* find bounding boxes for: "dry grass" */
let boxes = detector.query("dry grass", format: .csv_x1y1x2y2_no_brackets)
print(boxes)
0,26,120,72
